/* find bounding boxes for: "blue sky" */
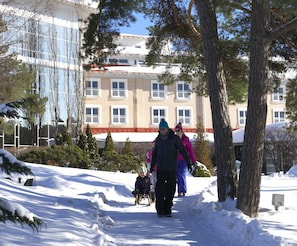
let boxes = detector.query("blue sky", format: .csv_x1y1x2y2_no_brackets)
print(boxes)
119,13,151,35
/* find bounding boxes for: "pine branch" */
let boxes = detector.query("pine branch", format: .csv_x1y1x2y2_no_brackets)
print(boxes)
0,205,44,232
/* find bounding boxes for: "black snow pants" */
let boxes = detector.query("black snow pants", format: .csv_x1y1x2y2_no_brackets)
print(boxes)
155,170,176,215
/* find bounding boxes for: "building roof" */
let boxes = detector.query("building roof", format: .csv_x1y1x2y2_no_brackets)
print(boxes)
232,122,289,144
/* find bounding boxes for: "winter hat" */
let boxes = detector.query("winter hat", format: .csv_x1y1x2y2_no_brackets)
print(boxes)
175,122,183,131
138,164,147,175
159,119,169,129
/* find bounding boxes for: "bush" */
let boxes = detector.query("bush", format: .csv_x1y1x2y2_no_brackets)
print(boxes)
18,145,92,169
192,162,211,177
98,150,143,172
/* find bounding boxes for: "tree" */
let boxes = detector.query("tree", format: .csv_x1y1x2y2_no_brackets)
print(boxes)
86,124,99,160
193,0,237,201
122,138,134,155
103,132,116,153
236,1,297,217
101,132,117,161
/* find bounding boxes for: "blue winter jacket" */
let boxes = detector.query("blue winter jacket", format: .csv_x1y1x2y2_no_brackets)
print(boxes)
151,129,191,172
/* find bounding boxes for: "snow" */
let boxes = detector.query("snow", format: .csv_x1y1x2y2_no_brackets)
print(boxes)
232,122,289,144
94,132,214,143
1,149,297,245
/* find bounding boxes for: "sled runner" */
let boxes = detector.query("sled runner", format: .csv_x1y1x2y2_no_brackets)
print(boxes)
135,192,154,206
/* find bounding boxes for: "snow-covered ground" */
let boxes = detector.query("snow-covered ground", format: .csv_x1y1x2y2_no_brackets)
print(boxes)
1,159,297,245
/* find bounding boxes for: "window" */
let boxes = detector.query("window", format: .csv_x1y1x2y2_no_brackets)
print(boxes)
177,108,192,124
152,107,167,125
273,110,285,123
111,79,127,98
118,59,128,64
176,82,191,100
112,106,128,124
108,58,117,64
85,80,99,96
238,108,247,126
272,86,285,102
85,106,100,123
151,80,166,99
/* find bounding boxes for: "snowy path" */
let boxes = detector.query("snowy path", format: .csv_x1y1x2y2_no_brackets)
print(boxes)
109,197,229,246
99,175,229,246
1,163,293,246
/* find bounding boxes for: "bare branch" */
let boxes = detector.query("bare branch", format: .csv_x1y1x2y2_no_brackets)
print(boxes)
268,16,297,43
280,34,297,51
188,0,201,38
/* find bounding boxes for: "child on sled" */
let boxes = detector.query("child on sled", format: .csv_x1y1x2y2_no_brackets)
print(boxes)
132,164,153,205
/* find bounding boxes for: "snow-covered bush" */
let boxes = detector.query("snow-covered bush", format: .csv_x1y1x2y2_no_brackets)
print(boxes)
192,161,211,177
0,149,44,231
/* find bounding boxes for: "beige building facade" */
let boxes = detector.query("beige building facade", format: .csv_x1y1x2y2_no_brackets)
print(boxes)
83,34,289,141
84,67,202,135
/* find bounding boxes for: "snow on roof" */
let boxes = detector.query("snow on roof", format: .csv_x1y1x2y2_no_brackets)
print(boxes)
104,64,181,74
94,132,214,143
232,121,289,144
94,132,158,143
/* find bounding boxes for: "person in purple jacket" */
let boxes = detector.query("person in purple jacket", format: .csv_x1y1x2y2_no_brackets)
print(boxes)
175,122,197,197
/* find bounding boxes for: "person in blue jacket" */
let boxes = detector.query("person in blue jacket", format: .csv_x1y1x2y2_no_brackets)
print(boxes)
150,119,191,217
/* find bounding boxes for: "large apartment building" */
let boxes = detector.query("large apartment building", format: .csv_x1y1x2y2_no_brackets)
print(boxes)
84,34,291,143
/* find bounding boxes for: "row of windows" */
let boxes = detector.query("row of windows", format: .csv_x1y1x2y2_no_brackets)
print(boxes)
86,78,285,102
85,79,192,100
86,78,286,127
238,109,286,126
86,106,285,126
85,106,192,125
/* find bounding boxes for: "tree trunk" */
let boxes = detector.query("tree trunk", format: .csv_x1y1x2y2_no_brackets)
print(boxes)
236,0,271,217
195,0,237,201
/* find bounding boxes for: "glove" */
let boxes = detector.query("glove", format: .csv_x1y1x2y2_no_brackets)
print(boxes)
188,163,196,174
187,163,193,173
150,164,155,173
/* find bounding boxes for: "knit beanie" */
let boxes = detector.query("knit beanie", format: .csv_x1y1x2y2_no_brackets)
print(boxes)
159,119,169,129
175,122,183,131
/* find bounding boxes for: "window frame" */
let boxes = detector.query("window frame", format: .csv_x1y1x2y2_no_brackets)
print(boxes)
111,79,128,98
238,108,247,126
273,109,286,123
176,107,192,125
176,81,191,100
111,105,128,124
272,86,285,102
151,107,167,125
85,79,100,97
85,105,100,124
151,80,167,99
